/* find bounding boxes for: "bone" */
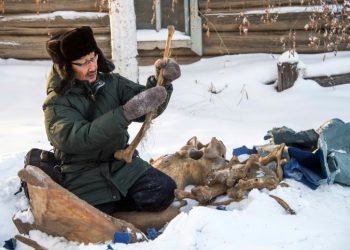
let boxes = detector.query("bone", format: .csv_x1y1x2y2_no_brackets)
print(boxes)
153,137,286,207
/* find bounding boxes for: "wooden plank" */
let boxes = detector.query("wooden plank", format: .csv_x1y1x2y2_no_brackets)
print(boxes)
2,0,108,14
0,13,110,28
0,34,111,59
203,11,310,32
138,47,198,57
138,48,200,65
138,39,191,50
199,0,318,12
202,30,349,55
138,56,201,66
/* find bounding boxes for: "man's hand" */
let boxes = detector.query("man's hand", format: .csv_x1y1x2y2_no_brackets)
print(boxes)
154,58,181,86
122,86,167,121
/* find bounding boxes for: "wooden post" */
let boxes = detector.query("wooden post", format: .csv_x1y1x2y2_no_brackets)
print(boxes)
276,62,298,92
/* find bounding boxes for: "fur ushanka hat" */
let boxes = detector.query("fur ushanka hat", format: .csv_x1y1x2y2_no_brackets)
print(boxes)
46,26,115,94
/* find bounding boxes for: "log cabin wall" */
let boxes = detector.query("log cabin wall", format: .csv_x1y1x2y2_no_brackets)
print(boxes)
0,0,110,60
0,0,349,64
0,0,195,65
199,0,349,55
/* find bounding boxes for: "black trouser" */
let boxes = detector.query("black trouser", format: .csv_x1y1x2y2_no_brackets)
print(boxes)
95,167,177,215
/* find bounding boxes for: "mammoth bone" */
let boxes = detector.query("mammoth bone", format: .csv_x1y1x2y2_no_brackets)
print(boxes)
151,137,295,214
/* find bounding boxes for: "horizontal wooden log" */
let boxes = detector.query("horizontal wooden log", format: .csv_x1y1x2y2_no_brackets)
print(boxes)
203,11,310,32
2,0,108,14
0,13,110,28
199,0,345,11
0,26,110,36
0,34,111,59
305,73,350,87
203,30,350,55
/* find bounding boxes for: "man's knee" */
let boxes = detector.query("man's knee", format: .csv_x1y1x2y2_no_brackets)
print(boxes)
132,167,177,211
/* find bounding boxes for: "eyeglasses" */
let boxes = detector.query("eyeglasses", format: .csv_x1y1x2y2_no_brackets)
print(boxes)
72,54,98,67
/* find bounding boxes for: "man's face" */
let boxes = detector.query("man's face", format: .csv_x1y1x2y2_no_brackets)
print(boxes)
71,52,98,83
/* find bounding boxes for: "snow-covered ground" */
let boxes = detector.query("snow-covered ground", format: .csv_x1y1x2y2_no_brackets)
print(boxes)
0,52,350,249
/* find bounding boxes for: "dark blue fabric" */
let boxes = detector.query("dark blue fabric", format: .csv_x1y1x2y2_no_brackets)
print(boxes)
106,244,115,250
3,238,16,250
288,147,327,179
284,158,319,189
113,232,130,244
284,147,326,189
146,228,159,240
216,205,227,210
232,145,257,156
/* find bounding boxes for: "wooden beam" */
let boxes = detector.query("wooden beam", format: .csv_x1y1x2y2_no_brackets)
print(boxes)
0,34,111,59
0,26,110,36
202,30,334,55
2,0,108,14
203,11,310,32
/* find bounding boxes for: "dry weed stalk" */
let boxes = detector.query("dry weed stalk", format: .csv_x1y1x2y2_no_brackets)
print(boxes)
261,0,279,24
200,11,230,54
280,29,297,52
304,1,350,52
151,0,156,25
97,0,107,12
0,0,4,14
172,0,178,13
237,84,248,105
237,12,250,35
35,0,42,15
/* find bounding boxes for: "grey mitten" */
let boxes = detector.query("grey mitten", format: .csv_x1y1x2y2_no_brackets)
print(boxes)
154,58,181,86
122,86,167,121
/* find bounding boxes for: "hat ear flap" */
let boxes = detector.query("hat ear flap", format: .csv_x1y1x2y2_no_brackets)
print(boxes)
54,64,75,95
96,47,115,73
46,33,65,66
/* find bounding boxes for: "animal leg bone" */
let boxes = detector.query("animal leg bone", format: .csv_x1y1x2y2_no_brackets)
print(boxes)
259,143,286,181
227,176,279,200
207,154,260,187
175,183,227,204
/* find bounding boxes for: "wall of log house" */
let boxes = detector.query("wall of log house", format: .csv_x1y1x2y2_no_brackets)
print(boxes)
0,0,348,65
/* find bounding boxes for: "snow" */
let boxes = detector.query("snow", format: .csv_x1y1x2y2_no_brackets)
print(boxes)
278,51,299,64
13,209,34,224
0,41,20,46
137,29,190,41
206,4,344,16
1,51,350,249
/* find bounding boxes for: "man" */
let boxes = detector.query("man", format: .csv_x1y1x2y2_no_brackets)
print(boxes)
44,26,180,215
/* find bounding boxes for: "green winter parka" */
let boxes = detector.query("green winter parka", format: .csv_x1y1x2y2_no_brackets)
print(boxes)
43,67,173,205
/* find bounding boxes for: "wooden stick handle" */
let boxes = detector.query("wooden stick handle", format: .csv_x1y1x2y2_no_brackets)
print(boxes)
114,25,175,163
156,25,175,87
